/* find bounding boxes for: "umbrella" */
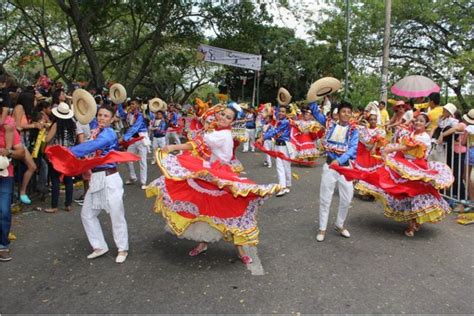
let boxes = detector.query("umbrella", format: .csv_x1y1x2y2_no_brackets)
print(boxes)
391,75,440,98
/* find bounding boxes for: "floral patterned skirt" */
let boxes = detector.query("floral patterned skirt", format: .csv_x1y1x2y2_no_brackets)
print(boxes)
332,151,454,224
290,122,324,160
147,151,280,245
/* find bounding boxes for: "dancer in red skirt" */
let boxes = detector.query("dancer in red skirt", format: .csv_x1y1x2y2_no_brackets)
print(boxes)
332,113,454,237
146,105,280,264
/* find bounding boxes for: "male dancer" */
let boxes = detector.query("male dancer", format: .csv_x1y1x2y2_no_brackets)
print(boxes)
165,104,181,145
70,105,129,263
310,101,359,242
263,106,291,197
243,107,256,152
123,98,148,189
262,115,274,168
150,110,167,164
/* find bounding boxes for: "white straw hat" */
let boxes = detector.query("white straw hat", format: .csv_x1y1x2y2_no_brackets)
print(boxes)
307,77,341,102
463,109,474,124
52,102,74,119
109,83,127,104
277,88,292,106
443,103,457,116
72,89,97,124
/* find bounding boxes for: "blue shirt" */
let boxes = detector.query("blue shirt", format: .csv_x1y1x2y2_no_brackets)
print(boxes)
89,118,98,130
151,119,167,138
123,112,147,141
168,112,179,127
263,117,290,142
245,113,256,129
117,103,127,120
309,102,358,165
70,127,119,169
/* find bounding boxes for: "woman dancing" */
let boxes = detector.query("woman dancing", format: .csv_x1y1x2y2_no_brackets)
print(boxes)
146,104,280,264
332,113,454,237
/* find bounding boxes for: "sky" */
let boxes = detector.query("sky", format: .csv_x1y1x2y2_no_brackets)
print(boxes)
202,0,330,42
266,0,329,41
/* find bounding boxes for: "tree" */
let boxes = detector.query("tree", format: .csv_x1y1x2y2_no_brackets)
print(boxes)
308,0,473,109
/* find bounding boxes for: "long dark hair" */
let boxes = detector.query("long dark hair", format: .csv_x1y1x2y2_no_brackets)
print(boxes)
53,116,76,146
52,89,65,105
16,91,35,120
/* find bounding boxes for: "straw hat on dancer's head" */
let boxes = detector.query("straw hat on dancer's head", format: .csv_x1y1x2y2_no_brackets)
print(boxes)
277,87,292,106
109,83,127,104
72,89,97,124
307,77,341,102
148,98,167,113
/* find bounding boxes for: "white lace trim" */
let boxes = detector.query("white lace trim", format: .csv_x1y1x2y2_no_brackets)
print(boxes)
186,178,227,196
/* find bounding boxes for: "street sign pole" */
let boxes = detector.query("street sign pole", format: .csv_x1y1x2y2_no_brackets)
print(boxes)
380,0,392,103
344,0,351,100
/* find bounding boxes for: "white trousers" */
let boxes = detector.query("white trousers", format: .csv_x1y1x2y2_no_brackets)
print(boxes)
319,163,353,231
127,140,147,185
152,136,166,162
264,139,273,167
166,132,181,145
81,172,129,251
243,128,256,151
275,145,292,188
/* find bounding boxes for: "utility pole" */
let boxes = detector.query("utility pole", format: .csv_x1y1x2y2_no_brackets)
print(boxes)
344,0,350,99
380,0,392,103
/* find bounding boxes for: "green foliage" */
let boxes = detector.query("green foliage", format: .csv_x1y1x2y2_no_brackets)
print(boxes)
2,0,472,111
309,0,473,108
348,73,381,109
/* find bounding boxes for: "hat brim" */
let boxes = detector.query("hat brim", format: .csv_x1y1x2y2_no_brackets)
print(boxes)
52,107,74,120
149,98,167,113
277,88,292,106
463,114,474,125
393,103,411,110
307,77,341,102
109,83,127,104
72,89,97,124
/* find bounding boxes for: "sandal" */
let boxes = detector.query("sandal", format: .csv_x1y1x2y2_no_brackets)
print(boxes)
43,208,58,214
189,244,208,257
20,194,32,205
64,206,73,212
404,228,415,237
414,223,421,232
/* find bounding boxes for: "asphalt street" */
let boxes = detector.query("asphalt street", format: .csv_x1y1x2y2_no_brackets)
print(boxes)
1,149,472,314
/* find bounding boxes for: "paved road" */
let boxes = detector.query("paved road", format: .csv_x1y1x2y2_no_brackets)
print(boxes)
1,150,472,313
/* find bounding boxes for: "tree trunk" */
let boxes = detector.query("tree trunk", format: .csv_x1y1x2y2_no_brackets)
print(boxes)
58,0,105,89
452,86,468,110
